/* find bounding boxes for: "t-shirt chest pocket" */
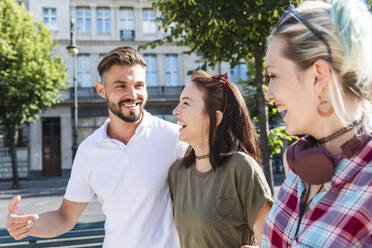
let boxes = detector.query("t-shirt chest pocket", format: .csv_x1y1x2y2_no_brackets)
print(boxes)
215,197,236,217
205,196,239,232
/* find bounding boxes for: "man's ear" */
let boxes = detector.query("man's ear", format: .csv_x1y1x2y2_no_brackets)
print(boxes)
312,59,331,95
95,82,106,99
216,111,223,127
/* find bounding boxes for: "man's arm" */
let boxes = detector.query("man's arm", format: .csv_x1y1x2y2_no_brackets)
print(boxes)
6,196,87,240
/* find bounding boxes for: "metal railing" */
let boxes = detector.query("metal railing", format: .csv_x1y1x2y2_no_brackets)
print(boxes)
147,86,184,100
120,30,135,41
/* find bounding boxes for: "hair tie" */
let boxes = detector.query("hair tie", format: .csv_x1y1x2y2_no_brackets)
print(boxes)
211,73,228,113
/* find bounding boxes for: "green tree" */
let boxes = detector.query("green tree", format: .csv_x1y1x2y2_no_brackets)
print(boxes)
0,0,67,187
144,0,300,193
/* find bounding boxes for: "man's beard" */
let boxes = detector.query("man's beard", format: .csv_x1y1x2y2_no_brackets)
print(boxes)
107,97,146,123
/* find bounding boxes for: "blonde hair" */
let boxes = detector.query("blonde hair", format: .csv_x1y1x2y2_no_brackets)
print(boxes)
268,0,372,132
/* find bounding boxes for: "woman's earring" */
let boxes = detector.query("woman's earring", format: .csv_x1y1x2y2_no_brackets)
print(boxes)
317,96,334,117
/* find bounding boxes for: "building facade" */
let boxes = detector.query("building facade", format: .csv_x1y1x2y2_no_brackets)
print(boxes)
0,0,247,179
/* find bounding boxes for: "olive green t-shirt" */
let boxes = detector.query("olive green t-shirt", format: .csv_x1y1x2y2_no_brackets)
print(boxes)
168,152,273,248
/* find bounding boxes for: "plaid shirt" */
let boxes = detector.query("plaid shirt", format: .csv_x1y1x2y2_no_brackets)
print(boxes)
261,139,372,248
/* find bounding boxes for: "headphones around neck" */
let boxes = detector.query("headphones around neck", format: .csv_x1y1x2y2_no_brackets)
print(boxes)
286,133,370,185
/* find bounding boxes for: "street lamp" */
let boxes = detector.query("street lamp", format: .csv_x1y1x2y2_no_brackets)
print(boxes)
66,18,79,161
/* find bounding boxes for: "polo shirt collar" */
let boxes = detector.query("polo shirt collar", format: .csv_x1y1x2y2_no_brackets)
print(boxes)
96,110,152,144
137,110,152,130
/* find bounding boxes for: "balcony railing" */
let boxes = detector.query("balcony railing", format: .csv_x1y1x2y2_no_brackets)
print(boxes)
147,86,184,100
120,30,135,41
61,86,184,102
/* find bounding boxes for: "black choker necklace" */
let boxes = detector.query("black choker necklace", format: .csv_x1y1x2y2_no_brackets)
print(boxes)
317,117,364,145
195,154,209,160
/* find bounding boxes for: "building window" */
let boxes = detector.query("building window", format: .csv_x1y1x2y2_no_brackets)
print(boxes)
97,8,111,34
165,55,178,86
43,8,57,31
119,9,134,31
77,7,91,33
78,116,107,144
144,55,158,86
142,9,156,33
230,63,248,82
77,55,91,87
119,8,135,40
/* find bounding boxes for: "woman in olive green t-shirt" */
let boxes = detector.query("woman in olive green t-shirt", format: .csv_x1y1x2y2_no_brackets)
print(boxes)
170,70,273,248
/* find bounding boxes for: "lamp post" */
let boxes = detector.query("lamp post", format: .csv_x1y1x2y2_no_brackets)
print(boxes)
66,18,79,160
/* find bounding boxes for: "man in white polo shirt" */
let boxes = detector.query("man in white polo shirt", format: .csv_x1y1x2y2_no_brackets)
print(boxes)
6,46,187,247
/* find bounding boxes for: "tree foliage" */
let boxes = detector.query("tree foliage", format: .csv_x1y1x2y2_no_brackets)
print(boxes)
0,0,67,186
144,0,300,192
146,0,298,66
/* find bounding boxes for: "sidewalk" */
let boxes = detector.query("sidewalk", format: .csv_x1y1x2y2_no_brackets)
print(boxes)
0,178,68,197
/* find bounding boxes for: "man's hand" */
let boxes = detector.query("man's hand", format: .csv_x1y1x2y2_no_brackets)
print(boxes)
6,196,39,240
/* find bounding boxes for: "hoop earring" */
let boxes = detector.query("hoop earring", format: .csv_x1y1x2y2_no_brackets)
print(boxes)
317,97,334,118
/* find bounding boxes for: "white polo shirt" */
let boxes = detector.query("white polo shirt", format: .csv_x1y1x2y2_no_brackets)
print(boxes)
64,111,187,247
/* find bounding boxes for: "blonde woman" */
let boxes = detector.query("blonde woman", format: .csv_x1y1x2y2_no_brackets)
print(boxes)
262,0,372,247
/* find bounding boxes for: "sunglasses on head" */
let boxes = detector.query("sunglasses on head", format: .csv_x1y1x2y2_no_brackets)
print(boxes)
276,5,333,63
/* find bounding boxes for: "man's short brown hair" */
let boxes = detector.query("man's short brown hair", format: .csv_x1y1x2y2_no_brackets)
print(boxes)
97,46,146,78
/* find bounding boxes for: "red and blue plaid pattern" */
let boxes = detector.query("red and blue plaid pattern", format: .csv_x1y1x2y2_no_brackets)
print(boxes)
261,139,372,248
